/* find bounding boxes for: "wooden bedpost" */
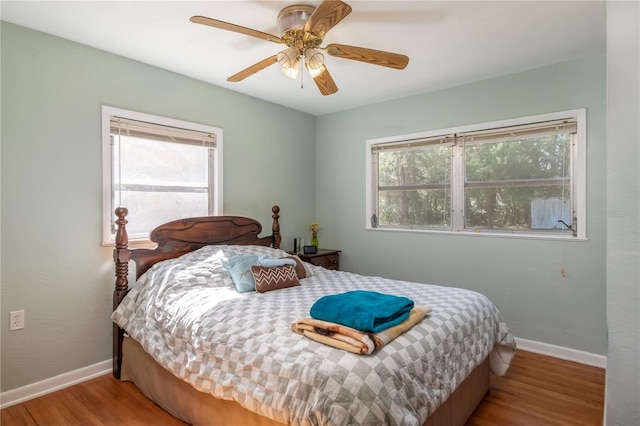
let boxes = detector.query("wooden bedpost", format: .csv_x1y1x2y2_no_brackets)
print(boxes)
272,205,281,249
113,207,130,378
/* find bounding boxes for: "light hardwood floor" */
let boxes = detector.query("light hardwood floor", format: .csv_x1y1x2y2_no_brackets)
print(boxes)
468,350,605,425
1,349,605,426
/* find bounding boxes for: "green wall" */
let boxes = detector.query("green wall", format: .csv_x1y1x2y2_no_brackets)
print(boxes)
0,22,316,391
315,56,607,356
0,19,613,399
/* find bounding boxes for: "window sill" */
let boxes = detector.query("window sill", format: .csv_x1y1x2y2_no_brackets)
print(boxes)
366,226,587,242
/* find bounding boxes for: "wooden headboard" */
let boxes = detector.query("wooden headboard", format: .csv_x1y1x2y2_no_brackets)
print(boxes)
112,205,281,377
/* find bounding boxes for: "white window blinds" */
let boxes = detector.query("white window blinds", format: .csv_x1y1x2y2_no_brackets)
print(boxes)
458,119,577,144
110,116,217,147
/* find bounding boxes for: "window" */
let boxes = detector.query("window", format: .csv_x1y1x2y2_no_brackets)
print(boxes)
366,110,586,239
102,106,223,244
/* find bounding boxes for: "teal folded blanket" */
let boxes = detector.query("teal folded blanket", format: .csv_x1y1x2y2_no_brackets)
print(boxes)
310,290,414,333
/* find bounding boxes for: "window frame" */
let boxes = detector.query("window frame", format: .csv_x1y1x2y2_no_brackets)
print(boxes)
365,109,587,240
101,105,224,245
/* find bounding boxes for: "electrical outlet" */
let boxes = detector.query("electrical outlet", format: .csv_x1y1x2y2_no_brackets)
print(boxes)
10,310,25,331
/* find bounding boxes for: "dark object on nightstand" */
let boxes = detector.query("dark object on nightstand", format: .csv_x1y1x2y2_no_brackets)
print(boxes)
303,245,317,254
298,248,341,270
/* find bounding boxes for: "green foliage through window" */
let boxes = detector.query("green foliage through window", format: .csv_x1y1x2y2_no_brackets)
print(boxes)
464,134,571,231
377,145,451,228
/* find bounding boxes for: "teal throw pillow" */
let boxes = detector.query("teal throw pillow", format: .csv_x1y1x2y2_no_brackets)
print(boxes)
222,254,260,293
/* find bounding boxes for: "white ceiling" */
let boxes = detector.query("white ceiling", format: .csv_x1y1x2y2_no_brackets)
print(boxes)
1,1,606,116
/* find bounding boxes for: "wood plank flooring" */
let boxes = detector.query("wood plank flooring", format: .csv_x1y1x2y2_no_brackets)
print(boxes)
468,350,605,425
1,349,605,426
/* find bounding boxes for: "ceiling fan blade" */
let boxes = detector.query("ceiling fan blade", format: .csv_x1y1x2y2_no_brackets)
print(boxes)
325,43,409,69
304,1,352,38
190,16,284,44
312,67,339,96
227,55,278,82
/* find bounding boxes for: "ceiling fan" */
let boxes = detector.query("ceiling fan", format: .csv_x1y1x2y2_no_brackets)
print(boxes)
190,0,409,96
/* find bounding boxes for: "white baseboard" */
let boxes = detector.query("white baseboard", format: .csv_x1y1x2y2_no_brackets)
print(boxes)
0,338,607,409
515,337,607,368
0,359,112,409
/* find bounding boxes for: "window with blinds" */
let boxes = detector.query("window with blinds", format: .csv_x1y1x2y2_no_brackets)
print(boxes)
371,135,454,229
366,109,586,238
102,106,223,244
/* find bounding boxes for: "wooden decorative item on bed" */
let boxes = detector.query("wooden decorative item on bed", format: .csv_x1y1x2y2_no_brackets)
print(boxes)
112,205,516,426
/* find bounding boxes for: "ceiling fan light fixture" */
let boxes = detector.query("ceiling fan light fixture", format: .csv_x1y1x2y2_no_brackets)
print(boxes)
281,58,301,79
304,48,324,70
277,47,299,69
306,63,326,78
277,5,315,35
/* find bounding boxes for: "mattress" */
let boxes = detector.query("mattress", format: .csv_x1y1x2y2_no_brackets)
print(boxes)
112,244,515,426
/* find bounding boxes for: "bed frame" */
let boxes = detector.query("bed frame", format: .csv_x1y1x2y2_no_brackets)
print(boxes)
112,205,281,378
112,205,489,426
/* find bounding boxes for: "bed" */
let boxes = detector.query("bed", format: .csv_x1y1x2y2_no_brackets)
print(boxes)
111,205,516,426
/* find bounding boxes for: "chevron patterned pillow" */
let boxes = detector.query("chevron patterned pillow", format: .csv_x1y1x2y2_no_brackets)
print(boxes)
250,264,300,293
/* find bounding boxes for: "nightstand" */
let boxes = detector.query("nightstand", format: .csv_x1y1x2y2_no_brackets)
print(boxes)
297,249,341,270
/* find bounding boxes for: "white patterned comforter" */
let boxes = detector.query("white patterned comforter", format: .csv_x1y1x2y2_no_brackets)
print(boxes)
112,245,516,426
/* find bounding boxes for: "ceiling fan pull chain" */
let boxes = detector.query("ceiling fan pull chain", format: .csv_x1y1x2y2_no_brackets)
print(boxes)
300,53,304,89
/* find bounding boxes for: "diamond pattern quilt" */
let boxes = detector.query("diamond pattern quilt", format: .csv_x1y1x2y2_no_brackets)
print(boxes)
112,245,516,426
